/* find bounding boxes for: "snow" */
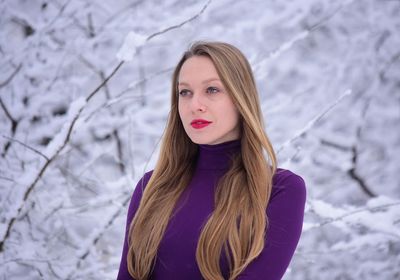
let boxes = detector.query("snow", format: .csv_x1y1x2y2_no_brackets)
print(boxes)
43,96,87,158
1,0,399,279
116,31,147,62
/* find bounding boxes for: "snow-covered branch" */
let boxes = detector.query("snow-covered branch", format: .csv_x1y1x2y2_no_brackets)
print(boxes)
277,89,352,154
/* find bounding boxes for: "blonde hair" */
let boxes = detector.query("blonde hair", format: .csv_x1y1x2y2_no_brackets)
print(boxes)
127,41,277,280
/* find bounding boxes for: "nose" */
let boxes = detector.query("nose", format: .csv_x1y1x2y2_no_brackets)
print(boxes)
189,92,206,112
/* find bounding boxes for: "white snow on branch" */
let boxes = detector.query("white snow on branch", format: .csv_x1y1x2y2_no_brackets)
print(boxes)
304,196,400,238
116,31,147,62
43,97,87,158
277,89,353,154
253,30,309,74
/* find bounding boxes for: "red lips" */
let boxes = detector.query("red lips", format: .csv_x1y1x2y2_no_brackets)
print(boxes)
191,119,212,129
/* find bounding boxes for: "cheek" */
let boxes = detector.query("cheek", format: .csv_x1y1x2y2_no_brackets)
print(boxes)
225,102,240,123
178,101,185,119
231,110,240,126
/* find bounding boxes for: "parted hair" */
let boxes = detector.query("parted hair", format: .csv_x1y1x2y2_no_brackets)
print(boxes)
127,41,277,280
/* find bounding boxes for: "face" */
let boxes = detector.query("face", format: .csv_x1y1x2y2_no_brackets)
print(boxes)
178,56,241,145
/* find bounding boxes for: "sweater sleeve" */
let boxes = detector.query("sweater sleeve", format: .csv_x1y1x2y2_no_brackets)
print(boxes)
116,171,153,280
237,172,307,280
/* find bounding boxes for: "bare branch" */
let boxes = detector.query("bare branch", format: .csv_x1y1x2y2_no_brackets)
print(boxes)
1,257,63,279
77,54,111,99
115,67,173,98
315,201,400,229
147,0,212,41
320,139,351,151
0,98,18,135
2,135,49,161
348,94,377,197
0,63,22,88
348,146,377,198
12,261,44,278
86,61,124,102
0,98,19,157
0,175,15,183
113,129,126,173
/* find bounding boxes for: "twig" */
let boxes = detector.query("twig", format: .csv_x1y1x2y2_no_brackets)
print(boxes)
253,0,354,74
0,98,18,135
83,67,173,123
347,92,377,197
0,98,19,157
65,195,131,279
0,0,212,253
277,89,352,154
0,175,15,182
348,146,376,198
113,129,126,173
309,201,400,228
1,257,63,279
320,139,350,151
65,1,214,275
0,61,123,252
0,64,22,88
2,135,49,161
146,0,212,41
78,54,111,99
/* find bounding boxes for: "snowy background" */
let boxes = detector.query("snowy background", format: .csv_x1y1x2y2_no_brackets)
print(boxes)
1,0,399,279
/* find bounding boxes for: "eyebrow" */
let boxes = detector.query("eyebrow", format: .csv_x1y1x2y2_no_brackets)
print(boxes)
178,78,221,86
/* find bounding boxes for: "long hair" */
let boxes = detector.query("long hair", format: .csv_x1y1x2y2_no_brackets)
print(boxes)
127,41,277,280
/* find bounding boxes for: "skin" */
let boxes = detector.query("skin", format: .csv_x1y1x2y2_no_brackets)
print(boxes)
178,56,241,145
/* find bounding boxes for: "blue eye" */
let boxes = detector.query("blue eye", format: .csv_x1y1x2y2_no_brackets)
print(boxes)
179,89,190,97
207,87,219,94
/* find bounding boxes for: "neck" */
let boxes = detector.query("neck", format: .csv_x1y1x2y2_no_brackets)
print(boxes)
196,139,241,170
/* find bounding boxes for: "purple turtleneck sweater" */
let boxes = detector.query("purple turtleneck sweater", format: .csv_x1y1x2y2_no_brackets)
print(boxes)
117,139,306,280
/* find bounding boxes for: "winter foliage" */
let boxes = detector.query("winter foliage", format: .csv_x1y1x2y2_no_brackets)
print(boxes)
0,0,399,279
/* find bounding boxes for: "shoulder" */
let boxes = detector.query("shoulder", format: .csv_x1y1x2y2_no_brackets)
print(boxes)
126,169,155,220
133,169,154,196
129,170,153,212
273,168,306,193
269,168,307,208
136,169,154,188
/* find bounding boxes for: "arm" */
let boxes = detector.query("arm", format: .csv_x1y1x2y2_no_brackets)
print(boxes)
237,172,307,280
116,171,153,280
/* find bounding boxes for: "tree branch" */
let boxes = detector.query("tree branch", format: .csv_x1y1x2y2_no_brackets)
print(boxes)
2,135,49,161
0,98,20,157
0,63,22,88
147,0,212,41
65,195,131,279
348,146,377,198
0,61,123,252
277,89,352,154
0,0,213,253
307,201,400,229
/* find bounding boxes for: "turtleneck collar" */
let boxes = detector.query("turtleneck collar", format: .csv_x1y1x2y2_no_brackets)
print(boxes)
196,139,241,170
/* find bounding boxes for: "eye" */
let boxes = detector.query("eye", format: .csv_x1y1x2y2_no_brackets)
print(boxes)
206,86,219,94
178,89,191,97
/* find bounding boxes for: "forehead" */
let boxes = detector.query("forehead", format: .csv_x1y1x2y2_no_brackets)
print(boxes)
178,56,220,83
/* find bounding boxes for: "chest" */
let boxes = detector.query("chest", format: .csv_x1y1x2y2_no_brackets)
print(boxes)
151,170,230,279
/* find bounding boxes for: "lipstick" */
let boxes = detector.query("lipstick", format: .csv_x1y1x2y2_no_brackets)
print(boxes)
191,119,212,129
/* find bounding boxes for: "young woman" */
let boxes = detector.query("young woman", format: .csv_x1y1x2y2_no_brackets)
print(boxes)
117,41,306,280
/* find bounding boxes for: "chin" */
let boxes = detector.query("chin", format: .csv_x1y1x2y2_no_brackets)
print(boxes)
190,139,208,145
188,136,215,145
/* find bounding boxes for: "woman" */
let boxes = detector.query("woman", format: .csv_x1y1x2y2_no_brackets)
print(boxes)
117,41,306,280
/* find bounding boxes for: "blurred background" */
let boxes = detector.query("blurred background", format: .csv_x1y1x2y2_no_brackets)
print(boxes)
1,0,399,279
